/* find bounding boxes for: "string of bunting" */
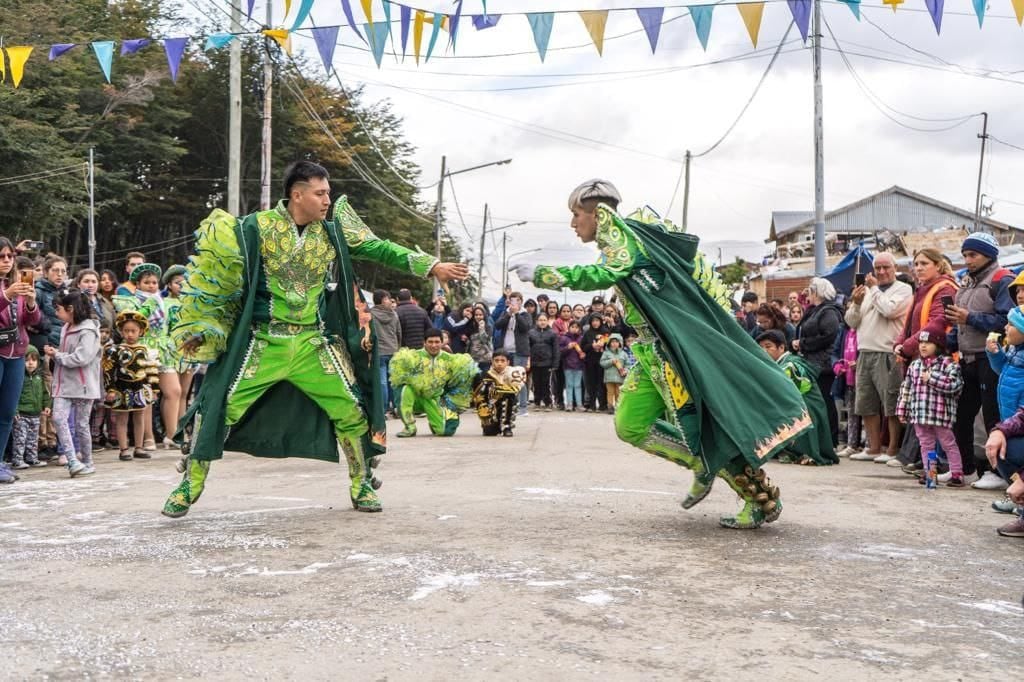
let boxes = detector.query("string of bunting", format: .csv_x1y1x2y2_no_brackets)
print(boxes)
0,0,1021,88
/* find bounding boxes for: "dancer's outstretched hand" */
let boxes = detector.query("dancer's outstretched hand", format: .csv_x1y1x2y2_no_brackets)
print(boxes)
430,262,469,283
509,263,536,283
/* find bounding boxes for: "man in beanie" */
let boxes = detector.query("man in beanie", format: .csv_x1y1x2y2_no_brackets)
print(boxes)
945,231,1015,489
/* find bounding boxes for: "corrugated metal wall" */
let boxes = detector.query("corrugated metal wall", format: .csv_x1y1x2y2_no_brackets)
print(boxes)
820,193,973,233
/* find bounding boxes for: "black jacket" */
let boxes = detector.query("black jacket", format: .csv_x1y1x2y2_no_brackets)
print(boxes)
528,327,559,368
797,301,844,373
396,300,432,350
495,309,533,356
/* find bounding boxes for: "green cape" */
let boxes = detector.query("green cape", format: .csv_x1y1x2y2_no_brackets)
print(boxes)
778,352,839,465
615,213,811,474
179,212,386,463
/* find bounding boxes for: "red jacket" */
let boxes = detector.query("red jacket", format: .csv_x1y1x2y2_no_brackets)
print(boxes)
895,275,958,361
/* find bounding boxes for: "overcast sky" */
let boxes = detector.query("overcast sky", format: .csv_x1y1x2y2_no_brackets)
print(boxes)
208,1,1024,300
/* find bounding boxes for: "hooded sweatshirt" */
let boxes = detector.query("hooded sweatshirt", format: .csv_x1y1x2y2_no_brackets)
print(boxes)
599,334,629,384
17,348,50,416
370,304,402,357
52,318,103,400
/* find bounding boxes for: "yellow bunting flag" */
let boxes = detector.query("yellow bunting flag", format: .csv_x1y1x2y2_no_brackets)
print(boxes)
737,3,765,48
263,29,293,55
284,0,292,20
413,10,425,65
1013,0,1024,25
360,0,372,23
0,48,6,82
578,10,609,56
882,0,903,11
6,46,33,88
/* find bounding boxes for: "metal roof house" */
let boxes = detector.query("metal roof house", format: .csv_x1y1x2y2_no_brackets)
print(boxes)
767,186,1019,258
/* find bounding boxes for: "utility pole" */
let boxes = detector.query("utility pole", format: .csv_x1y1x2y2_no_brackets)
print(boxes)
974,112,989,232
501,233,508,287
87,148,95,270
259,1,274,210
227,0,242,215
477,203,489,289
812,0,826,275
434,155,447,293
681,150,691,231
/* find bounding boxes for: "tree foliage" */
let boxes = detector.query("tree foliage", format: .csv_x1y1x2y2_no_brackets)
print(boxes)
0,0,461,300
720,258,749,286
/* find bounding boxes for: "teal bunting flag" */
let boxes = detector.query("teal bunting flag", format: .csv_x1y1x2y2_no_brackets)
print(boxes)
526,12,554,63
689,6,714,51
365,22,390,68
204,33,235,50
91,41,115,82
290,0,316,31
839,0,861,19
425,11,444,62
972,0,985,27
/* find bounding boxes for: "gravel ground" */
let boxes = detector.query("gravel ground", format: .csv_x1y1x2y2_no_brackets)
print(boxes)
1,410,1020,680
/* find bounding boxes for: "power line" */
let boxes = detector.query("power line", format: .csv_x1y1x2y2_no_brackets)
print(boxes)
0,165,87,187
445,175,475,242
990,136,1024,154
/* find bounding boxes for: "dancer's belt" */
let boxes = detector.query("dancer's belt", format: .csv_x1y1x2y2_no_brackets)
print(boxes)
255,321,321,336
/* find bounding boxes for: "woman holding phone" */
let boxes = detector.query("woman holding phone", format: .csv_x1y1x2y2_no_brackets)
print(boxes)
894,248,958,363
0,237,42,483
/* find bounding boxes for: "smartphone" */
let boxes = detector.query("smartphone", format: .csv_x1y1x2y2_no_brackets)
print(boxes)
854,273,866,287
19,271,34,286
23,240,44,251
940,295,955,308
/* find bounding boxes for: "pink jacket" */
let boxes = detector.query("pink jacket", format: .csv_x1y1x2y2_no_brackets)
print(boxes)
833,328,858,385
0,279,42,359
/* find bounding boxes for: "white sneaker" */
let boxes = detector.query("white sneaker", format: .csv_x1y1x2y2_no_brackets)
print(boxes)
873,454,895,464
849,451,879,461
937,471,953,483
972,471,1008,490
886,458,905,468
836,446,859,457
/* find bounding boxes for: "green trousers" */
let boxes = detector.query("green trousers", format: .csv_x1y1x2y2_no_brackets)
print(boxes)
399,385,460,436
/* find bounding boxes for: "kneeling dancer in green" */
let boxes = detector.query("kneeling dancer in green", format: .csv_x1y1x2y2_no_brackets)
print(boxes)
389,328,478,438
510,180,812,528
162,161,467,517
757,330,839,466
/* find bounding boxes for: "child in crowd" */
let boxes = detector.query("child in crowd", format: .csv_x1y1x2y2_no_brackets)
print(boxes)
103,311,160,461
896,330,966,487
560,320,586,411
832,322,863,457
987,305,1024,420
528,313,558,410
623,333,638,370
600,333,628,413
440,329,453,354
44,289,102,478
90,326,116,449
10,346,50,469
471,351,526,437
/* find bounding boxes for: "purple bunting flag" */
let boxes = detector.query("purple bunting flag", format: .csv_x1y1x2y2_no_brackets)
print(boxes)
48,43,76,61
341,0,367,44
925,0,944,33
120,38,151,56
311,25,340,74
163,37,188,83
449,0,464,50
246,0,255,20
400,5,412,57
787,0,811,43
472,14,501,30
635,7,664,54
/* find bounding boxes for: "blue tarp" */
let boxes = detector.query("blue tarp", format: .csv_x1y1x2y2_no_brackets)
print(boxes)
825,244,874,295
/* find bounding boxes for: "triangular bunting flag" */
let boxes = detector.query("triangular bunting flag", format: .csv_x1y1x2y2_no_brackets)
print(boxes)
163,37,188,83
449,0,464,50
0,51,5,83
689,6,714,51
635,7,664,54
1013,0,1024,25
736,3,764,48
263,29,293,55
839,0,861,19
91,41,115,83
204,33,235,50
972,0,985,26
400,5,412,58
382,1,394,46
284,0,292,20
787,0,811,42
48,43,76,61
120,38,150,55
6,47,33,88
526,13,554,63
473,14,501,30
290,0,315,30
925,0,943,33
311,25,339,74
882,0,903,11
341,0,367,44
578,11,609,56
246,0,255,20
365,22,389,68
361,0,373,23
413,10,425,64
425,12,444,62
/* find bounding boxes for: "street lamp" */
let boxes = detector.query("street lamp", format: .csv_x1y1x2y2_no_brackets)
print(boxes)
433,156,512,290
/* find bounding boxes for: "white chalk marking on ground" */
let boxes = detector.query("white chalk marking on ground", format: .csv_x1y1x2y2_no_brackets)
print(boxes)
957,600,1024,617
526,580,572,587
70,511,108,520
436,515,458,521
514,487,571,496
241,562,333,577
588,487,675,496
16,533,135,546
251,496,312,502
408,573,481,601
576,590,614,606
346,553,374,561
213,504,324,516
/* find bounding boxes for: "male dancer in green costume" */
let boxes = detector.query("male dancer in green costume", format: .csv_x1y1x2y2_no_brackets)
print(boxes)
162,161,467,517
389,328,478,438
757,330,839,466
511,180,812,528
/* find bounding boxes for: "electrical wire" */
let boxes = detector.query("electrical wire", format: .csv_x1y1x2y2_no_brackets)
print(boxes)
990,136,1024,153
0,165,87,187
445,175,475,241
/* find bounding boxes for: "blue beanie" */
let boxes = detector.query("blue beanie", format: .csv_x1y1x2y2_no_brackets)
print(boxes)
962,232,999,260
1009,306,1024,333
